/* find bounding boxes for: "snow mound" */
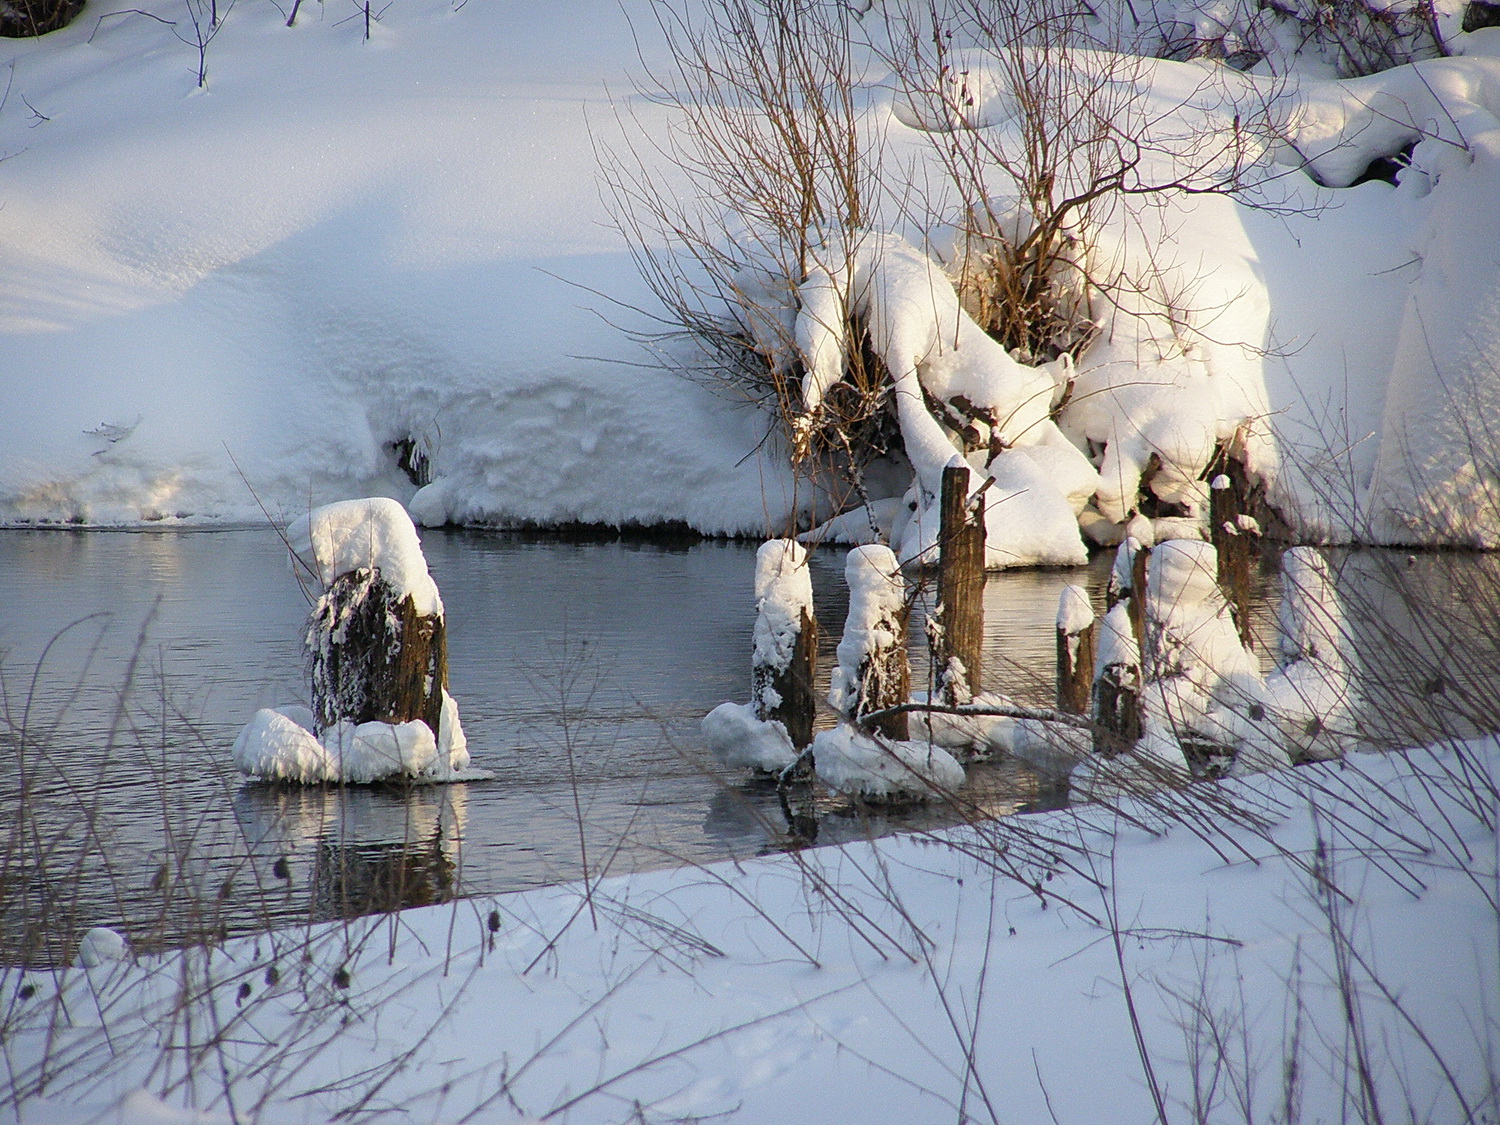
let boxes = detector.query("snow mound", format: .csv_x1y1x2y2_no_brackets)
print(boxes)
701,702,797,773
233,702,480,785
75,927,128,969
812,723,965,801
793,233,1093,569
287,497,441,617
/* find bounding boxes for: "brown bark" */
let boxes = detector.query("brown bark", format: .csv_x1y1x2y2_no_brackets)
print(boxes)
753,606,819,750
1056,620,1097,715
309,568,447,737
935,463,986,704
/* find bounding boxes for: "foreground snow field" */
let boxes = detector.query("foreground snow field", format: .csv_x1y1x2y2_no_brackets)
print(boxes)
7,738,1496,1123
1,1,1497,548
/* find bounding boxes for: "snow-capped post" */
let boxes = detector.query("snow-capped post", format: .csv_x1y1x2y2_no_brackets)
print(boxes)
1092,602,1142,757
1055,585,1096,714
295,500,449,740
831,545,911,740
750,539,818,752
934,461,985,705
1207,429,1261,649
307,555,447,737
233,498,473,785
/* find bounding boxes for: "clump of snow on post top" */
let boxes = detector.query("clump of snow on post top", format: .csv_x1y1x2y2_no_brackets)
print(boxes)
751,540,812,690
286,497,442,618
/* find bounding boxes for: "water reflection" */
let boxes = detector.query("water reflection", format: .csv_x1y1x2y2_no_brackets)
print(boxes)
234,783,467,922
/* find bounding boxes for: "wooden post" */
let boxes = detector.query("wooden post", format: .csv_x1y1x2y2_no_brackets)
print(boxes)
1206,430,1261,650
309,568,447,737
935,462,986,705
837,545,911,741
751,539,818,752
1055,586,1096,715
752,607,819,750
1093,663,1142,757
1127,543,1151,658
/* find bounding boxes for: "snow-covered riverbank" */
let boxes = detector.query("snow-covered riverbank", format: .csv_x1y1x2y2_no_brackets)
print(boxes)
2,2,1497,548
8,736,1495,1123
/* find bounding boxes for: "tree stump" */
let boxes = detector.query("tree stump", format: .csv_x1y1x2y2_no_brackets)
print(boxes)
308,567,447,738
835,545,911,741
935,462,986,705
1206,431,1262,650
1093,664,1142,757
752,606,818,750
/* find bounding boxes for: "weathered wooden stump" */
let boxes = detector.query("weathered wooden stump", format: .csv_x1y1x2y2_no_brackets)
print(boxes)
1127,542,1152,657
309,567,448,738
833,545,911,741
1092,599,1143,758
751,540,818,751
934,462,986,705
1206,430,1262,650
1055,585,1096,715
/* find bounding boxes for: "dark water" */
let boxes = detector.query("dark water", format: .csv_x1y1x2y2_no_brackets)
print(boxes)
7,527,1482,966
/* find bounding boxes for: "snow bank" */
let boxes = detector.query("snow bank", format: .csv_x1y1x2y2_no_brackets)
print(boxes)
0,0,800,535
22,731,1493,1125
811,723,966,801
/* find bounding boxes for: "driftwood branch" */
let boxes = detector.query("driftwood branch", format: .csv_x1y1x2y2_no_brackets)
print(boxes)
855,700,1093,732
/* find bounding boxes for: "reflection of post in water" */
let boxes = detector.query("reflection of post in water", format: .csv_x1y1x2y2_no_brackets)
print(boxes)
313,825,454,920
309,783,467,921
235,780,467,924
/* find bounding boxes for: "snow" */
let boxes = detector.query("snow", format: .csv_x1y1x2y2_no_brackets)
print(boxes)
810,722,967,800
13,738,1494,1124
1056,583,1095,636
0,5,1495,547
75,927,128,969
701,701,797,774
0,0,799,536
231,706,477,785
286,497,441,617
